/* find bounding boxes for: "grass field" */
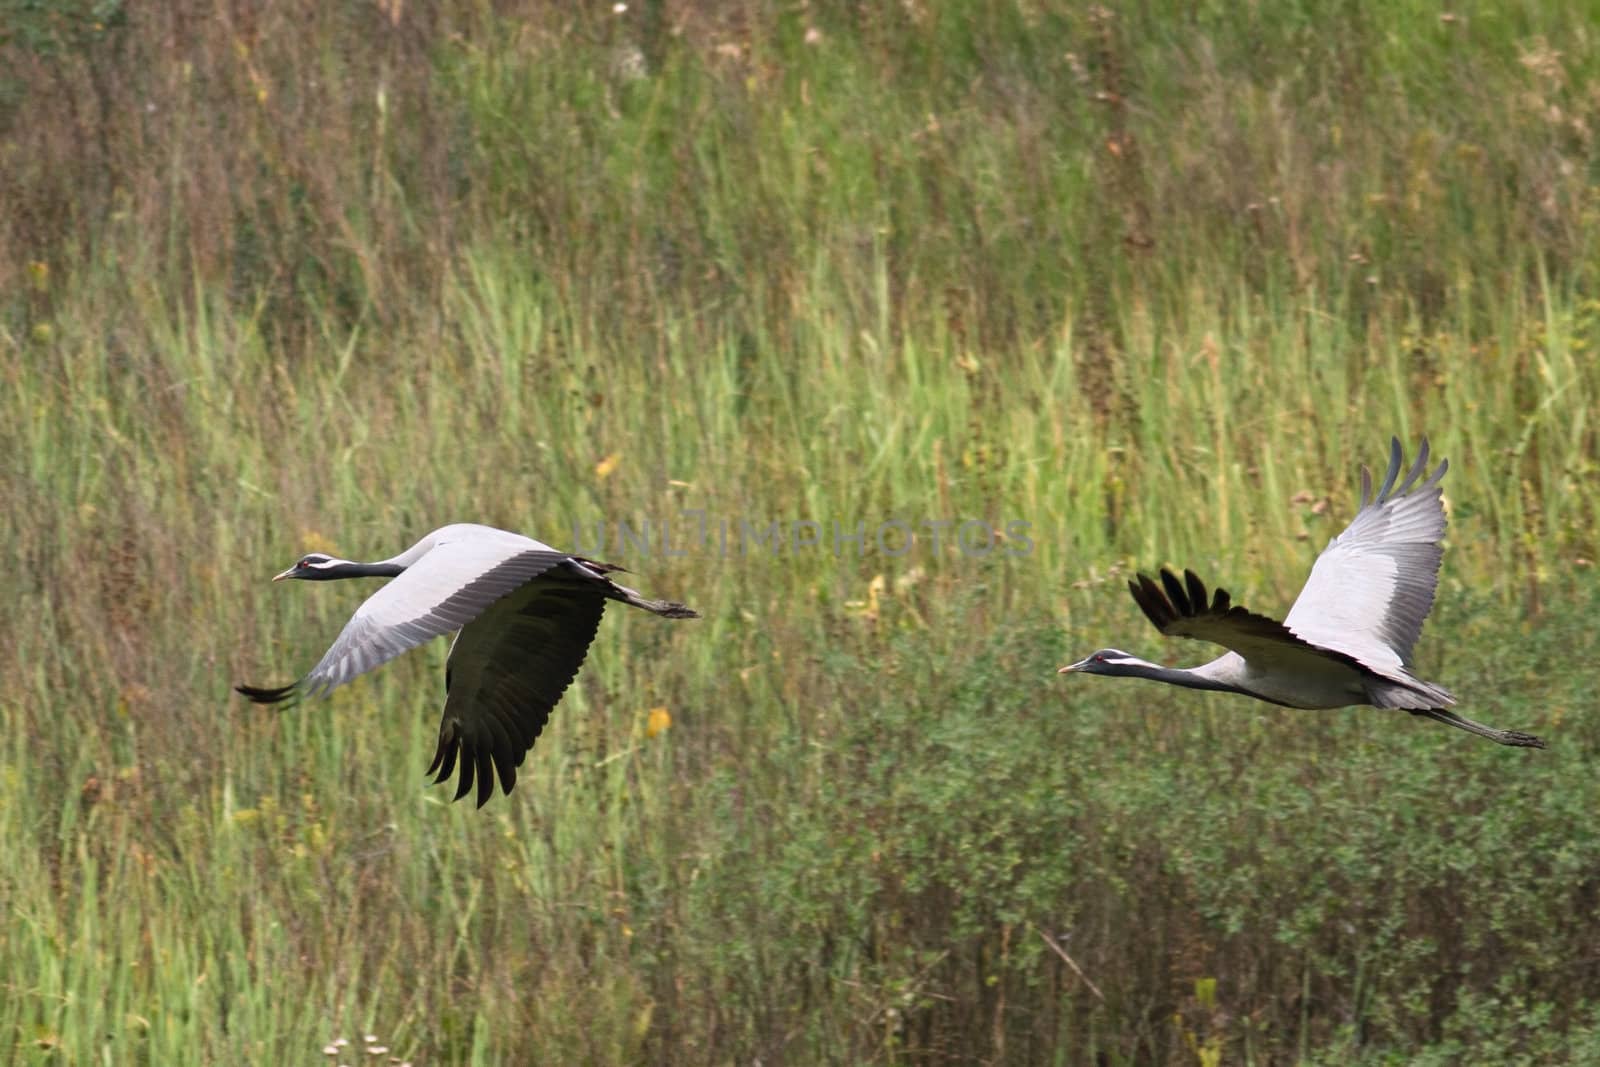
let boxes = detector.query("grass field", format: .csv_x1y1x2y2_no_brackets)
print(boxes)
4,1,1600,1062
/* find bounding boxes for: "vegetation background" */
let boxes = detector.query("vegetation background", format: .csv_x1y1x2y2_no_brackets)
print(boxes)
3,0,1598,1062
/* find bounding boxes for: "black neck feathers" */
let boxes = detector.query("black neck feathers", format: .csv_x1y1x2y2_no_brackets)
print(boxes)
1130,664,1247,698
307,562,406,581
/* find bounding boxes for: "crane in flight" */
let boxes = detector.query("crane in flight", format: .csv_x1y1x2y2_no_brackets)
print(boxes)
1061,438,1545,749
238,523,699,805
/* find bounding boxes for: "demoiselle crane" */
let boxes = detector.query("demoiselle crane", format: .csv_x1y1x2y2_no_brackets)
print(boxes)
1060,438,1546,748
237,523,699,805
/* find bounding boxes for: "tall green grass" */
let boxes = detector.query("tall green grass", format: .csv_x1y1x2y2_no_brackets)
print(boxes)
3,1,1599,1062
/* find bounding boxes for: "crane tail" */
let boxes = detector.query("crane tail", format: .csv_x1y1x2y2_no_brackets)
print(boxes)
1409,708,1546,749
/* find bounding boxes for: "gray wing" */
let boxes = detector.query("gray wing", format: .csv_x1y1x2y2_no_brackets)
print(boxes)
1128,568,1368,672
240,542,572,703
1282,437,1447,676
428,567,609,806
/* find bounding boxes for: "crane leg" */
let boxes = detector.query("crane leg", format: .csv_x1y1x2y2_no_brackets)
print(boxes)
1408,708,1546,749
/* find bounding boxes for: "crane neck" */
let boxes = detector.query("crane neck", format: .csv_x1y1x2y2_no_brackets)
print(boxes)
1130,663,1249,697
306,561,407,581
351,561,407,579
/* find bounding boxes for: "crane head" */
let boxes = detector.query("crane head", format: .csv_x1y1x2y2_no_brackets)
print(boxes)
272,553,343,581
1058,648,1147,676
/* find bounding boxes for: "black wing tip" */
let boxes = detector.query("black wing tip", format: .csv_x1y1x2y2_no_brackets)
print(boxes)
427,735,521,808
1372,436,1448,506
1163,567,1217,619
1126,567,1239,633
1157,568,1189,614
1374,438,1405,502
1405,434,1433,468
1127,572,1175,631
235,682,298,705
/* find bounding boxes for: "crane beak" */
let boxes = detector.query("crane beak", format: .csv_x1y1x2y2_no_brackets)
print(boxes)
271,566,298,582
1058,658,1090,674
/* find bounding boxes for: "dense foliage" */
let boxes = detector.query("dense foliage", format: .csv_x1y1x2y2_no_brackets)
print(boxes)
4,1,1597,1062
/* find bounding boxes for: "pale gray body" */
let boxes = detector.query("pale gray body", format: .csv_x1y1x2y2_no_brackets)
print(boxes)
1188,651,1369,710
1061,439,1544,748
238,523,699,805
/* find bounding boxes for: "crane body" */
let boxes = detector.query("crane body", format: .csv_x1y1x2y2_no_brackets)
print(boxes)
1061,439,1545,749
238,523,698,805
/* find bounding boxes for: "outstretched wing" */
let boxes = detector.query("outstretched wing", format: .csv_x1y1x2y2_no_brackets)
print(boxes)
1128,567,1367,672
237,541,572,704
428,567,608,807
1282,437,1447,674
